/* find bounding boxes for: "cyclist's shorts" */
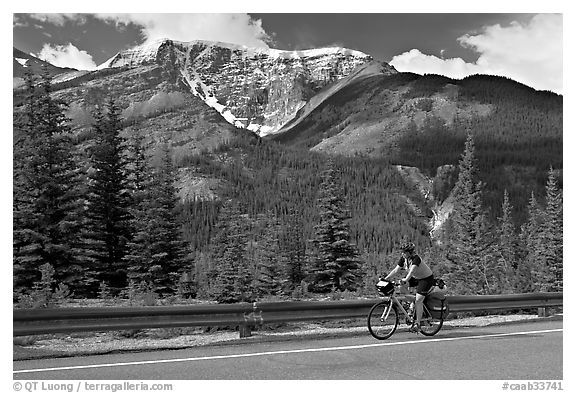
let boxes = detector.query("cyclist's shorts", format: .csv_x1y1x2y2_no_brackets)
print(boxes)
415,275,435,295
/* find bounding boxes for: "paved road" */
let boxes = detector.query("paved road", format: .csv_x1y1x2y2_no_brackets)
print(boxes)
14,320,562,380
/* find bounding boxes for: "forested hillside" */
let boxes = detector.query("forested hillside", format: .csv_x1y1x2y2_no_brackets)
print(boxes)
13,69,562,307
179,135,431,254
271,73,563,224
394,74,562,223
13,71,431,305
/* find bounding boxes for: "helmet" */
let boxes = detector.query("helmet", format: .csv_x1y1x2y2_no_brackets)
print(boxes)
376,280,395,295
400,242,415,253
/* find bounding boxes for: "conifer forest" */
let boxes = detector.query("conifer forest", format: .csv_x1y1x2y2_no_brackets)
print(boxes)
13,71,563,307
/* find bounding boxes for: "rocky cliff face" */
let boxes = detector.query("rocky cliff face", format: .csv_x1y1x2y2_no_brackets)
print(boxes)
395,164,457,241
99,39,397,135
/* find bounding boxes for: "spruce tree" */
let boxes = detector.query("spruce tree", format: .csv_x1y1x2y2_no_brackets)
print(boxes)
83,99,132,294
280,211,308,295
123,134,151,288
445,132,492,294
124,142,187,295
539,168,563,291
517,192,541,292
210,202,254,303
495,189,518,292
13,69,84,293
254,214,283,298
310,160,362,292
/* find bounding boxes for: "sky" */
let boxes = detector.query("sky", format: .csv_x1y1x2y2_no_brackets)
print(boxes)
12,11,563,94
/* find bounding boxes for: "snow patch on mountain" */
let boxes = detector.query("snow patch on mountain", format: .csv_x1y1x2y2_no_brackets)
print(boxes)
98,39,394,135
180,50,242,128
97,39,166,69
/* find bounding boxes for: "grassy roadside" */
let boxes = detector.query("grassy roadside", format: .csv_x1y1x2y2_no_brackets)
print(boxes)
13,313,562,361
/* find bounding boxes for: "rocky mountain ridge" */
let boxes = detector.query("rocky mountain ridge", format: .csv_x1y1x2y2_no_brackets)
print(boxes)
96,39,397,135
13,47,78,88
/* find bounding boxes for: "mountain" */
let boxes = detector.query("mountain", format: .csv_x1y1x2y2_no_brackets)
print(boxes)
269,72,563,223
12,37,563,300
13,47,80,88
97,39,396,135
13,38,562,239
13,45,251,203
271,72,562,154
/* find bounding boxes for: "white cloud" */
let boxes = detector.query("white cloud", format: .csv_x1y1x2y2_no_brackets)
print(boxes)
390,14,562,94
37,43,98,70
28,13,86,26
390,49,483,80
94,13,271,49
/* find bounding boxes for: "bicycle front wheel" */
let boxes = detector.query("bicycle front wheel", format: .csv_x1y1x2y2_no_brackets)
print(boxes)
419,306,443,336
367,300,398,340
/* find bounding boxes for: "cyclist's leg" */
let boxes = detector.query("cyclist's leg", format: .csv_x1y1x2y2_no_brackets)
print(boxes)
414,275,435,329
414,293,425,326
406,278,418,323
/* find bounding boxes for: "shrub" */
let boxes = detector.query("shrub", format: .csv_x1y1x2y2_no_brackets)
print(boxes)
14,263,71,309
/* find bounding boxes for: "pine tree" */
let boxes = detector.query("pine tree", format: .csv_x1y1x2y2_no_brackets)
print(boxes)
13,69,84,292
279,211,308,295
517,192,541,292
124,142,187,295
309,160,362,292
445,132,492,294
254,214,283,298
210,202,254,303
83,99,132,294
126,132,149,204
539,168,563,291
123,134,151,288
495,189,518,292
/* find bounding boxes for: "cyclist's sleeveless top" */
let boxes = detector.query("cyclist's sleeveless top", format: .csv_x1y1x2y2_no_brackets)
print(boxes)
397,254,433,280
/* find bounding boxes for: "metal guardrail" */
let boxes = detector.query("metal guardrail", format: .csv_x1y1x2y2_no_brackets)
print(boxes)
13,292,562,338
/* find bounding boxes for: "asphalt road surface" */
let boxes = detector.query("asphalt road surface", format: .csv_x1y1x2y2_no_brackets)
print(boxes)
13,320,562,380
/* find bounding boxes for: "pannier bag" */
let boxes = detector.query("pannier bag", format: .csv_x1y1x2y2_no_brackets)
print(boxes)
425,295,449,319
422,277,449,318
427,284,447,299
431,278,448,295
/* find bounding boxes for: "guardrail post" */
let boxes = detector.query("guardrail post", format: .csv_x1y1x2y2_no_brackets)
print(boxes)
239,302,262,338
239,324,252,338
538,307,550,317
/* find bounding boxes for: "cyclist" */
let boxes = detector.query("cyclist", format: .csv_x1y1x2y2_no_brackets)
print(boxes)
382,242,435,332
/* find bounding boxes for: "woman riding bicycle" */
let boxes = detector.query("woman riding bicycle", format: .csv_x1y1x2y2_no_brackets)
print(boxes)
383,242,434,333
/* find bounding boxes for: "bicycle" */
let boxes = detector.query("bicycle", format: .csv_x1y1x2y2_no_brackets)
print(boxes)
367,279,445,340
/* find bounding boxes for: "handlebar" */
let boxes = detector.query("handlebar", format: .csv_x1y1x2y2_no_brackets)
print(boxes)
379,279,406,286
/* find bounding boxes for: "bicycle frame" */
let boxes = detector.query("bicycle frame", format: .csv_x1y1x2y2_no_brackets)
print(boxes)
381,292,415,320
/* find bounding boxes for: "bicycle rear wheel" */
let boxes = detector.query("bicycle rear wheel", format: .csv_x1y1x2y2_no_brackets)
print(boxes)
419,306,443,336
367,300,398,340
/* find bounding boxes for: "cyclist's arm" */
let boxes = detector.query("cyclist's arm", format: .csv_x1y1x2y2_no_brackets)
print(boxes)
403,264,417,282
383,265,401,281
